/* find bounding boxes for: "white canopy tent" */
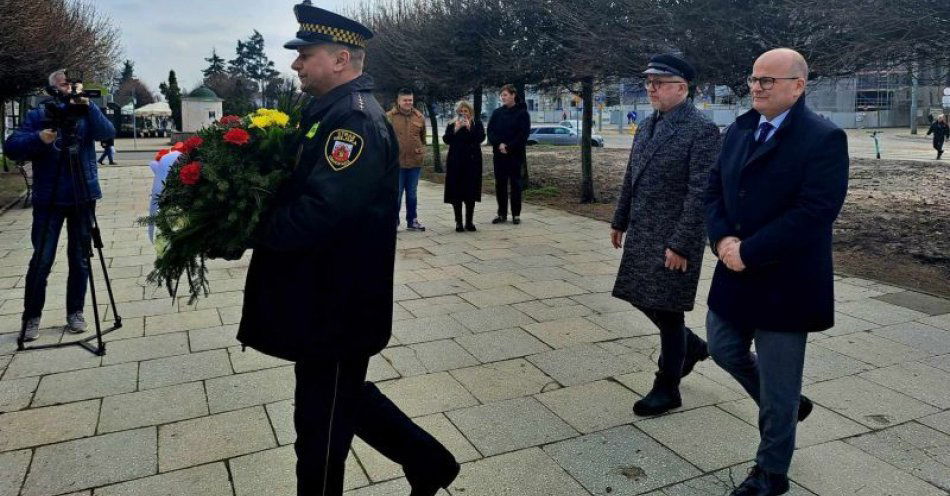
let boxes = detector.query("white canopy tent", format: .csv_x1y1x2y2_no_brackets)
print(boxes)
133,102,172,117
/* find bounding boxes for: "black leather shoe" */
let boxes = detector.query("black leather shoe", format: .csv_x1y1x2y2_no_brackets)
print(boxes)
731,465,789,496
798,395,813,422
408,461,461,496
491,216,506,224
465,223,477,232
512,216,521,224
633,372,682,416
456,223,465,232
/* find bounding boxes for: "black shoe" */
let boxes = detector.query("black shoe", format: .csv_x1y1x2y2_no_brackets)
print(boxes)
492,216,507,224
109,161,116,165
633,372,682,416
408,461,461,496
731,465,789,496
798,395,813,422
455,223,465,232
512,216,521,225
465,223,477,232
657,340,709,379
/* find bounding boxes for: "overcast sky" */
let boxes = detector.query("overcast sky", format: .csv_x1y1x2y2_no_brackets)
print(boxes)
98,0,351,94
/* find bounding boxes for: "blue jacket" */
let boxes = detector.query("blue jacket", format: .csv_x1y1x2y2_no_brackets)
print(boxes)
3,101,115,206
705,97,849,333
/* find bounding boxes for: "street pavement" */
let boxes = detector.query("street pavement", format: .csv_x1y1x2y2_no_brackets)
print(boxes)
0,166,948,495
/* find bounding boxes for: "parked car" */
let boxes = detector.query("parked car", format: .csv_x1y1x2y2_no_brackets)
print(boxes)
528,125,604,147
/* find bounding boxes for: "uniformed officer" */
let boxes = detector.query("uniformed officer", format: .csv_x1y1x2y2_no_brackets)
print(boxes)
237,4,460,495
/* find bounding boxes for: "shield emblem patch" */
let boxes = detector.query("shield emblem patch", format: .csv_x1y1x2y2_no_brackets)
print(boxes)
325,129,364,171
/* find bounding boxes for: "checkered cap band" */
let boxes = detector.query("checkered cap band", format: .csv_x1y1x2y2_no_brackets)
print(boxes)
300,22,367,48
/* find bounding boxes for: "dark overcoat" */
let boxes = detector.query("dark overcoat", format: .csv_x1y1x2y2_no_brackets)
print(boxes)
705,97,849,333
611,102,721,312
238,75,400,361
927,121,949,150
442,120,485,203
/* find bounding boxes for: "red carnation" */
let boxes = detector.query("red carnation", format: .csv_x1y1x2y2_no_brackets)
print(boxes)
171,141,186,152
154,149,171,161
219,115,242,126
182,136,203,154
223,128,250,146
179,162,202,185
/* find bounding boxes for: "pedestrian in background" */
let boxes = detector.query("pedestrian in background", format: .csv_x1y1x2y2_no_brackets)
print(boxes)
610,54,720,417
926,114,949,159
386,87,428,231
443,100,484,232
98,137,115,165
487,84,530,225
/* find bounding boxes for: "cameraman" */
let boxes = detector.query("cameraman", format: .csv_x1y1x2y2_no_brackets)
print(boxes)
3,69,115,341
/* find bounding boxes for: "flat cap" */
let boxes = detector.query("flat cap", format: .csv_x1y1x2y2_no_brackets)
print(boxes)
643,54,696,82
284,2,374,50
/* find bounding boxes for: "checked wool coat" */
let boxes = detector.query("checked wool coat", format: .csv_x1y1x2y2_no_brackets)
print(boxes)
611,101,721,312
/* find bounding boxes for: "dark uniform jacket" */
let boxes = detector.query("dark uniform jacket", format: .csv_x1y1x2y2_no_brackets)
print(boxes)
705,97,849,333
238,74,400,361
611,102,720,312
442,120,485,203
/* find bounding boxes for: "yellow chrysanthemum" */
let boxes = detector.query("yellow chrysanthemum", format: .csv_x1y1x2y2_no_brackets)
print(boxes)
271,112,290,127
250,115,274,129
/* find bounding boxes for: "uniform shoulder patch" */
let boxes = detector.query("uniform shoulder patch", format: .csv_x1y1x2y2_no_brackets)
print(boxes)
325,128,365,171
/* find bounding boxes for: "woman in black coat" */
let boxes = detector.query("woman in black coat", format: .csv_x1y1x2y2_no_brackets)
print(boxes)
926,114,949,159
443,101,485,232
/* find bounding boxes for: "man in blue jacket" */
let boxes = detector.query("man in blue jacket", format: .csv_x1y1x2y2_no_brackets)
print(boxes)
705,49,849,496
3,70,115,341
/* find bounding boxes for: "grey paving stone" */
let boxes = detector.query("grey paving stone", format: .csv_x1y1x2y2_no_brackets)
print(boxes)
265,399,295,445
537,380,640,434
544,425,701,496
528,343,647,387
0,449,31,496
458,286,534,308
188,324,240,352
817,331,928,367
874,291,950,316
513,299,595,322
0,353,11,374
22,427,157,496
144,308,222,335
99,382,209,433
920,410,950,435
834,282,885,302
406,278,476,297
158,406,276,472
0,376,38,412
95,463,233,496
512,280,588,299
523,317,614,348
921,313,950,331
399,295,476,318
616,369,743,411
789,441,945,496
380,346,428,377
450,305,536,333
228,346,291,373
205,365,295,413
0,399,99,451
859,362,950,409
391,315,470,345
405,339,479,373
3,346,101,379
637,406,760,471
871,321,950,356
585,310,659,338
343,477,410,496
377,372,478,418
454,327,550,363
447,397,577,456
515,266,585,282
570,292,633,313
448,447,590,495
230,445,368,495
106,298,182,319
101,332,190,365
837,299,929,326
821,312,880,336
803,343,875,381
718,398,869,448
139,348,233,390
367,354,399,382
804,376,938,428
656,465,816,495
217,305,243,325
846,422,950,491
451,359,557,403
33,362,137,407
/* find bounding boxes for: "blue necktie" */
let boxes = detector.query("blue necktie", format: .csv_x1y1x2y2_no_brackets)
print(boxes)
756,122,774,145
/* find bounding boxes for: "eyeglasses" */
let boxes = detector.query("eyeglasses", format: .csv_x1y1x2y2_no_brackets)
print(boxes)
644,79,685,90
747,76,801,90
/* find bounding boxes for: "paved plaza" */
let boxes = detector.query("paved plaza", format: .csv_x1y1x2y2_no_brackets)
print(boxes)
0,166,949,495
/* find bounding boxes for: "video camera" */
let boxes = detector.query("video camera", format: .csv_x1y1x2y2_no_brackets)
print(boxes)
42,71,102,130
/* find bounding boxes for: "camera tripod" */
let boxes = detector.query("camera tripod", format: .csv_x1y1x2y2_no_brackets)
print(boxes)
16,104,122,356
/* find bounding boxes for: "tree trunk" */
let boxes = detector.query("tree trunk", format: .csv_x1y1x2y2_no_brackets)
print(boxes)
580,77,596,203
515,82,529,190
473,86,483,121
1,98,7,172
426,99,443,173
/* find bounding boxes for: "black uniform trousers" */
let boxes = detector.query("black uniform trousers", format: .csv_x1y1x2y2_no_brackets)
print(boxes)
493,154,522,218
294,356,452,495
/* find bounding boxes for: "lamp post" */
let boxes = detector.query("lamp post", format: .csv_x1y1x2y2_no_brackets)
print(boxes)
131,98,137,150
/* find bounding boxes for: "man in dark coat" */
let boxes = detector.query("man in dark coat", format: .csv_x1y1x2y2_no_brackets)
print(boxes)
238,4,459,495
926,114,949,159
487,84,530,224
610,54,720,417
705,48,849,496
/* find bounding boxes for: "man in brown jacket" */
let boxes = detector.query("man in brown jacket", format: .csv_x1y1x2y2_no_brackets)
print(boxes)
386,88,427,231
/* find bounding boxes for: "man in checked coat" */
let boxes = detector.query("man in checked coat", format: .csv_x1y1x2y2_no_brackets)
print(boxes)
610,54,721,417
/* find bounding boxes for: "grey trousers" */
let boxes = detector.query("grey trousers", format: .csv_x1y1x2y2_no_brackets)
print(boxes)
706,310,808,474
